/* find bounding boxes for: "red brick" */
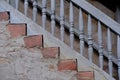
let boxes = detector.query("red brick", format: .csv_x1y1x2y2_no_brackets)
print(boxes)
77,71,94,80
24,35,43,48
0,11,9,21
40,47,59,58
7,24,27,38
58,59,77,71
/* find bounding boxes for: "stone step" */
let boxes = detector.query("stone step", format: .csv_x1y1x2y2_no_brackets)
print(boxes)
24,35,43,48
40,47,60,58
58,59,77,71
7,23,27,38
77,71,94,80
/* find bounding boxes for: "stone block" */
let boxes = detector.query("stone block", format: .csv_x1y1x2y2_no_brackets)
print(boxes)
58,59,77,71
7,23,27,38
77,71,94,80
40,47,60,58
24,35,43,48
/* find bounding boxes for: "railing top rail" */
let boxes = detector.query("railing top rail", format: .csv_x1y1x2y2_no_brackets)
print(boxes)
71,0,120,35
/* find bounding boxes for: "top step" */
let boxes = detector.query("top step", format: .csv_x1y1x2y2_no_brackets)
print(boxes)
0,11,10,21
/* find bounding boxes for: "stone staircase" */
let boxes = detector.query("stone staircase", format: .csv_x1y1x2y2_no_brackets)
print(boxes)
0,0,116,79
0,11,95,80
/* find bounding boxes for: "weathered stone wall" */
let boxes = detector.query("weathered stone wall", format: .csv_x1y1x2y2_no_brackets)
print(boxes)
0,22,77,80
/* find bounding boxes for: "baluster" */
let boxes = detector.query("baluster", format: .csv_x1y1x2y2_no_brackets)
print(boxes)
60,0,65,42
107,28,113,76
51,0,56,35
117,35,120,80
24,0,28,16
42,0,47,29
69,1,74,49
87,14,93,62
98,21,103,69
33,0,37,22
79,8,84,55
15,0,19,10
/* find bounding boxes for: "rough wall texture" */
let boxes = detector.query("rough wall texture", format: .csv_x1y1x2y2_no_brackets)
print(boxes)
0,22,77,80
0,1,116,79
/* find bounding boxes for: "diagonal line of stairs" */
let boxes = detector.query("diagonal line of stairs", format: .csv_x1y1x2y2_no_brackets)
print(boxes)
0,11,94,80
0,1,116,79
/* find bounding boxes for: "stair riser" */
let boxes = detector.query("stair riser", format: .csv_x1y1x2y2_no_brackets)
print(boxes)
41,47,60,58
24,35,43,48
77,71,94,80
58,59,77,71
0,11,10,21
7,24,27,38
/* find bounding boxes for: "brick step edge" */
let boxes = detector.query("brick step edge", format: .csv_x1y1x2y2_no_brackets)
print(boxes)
24,35,43,48
0,11,10,21
7,23,27,38
40,47,60,59
58,59,77,71
77,71,94,80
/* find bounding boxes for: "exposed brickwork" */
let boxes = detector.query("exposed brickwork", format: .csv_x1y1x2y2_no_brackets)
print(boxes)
58,59,77,71
24,35,43,48
77,71,94,80
0,11,9,21
7,23,27,38
40,47,60,58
